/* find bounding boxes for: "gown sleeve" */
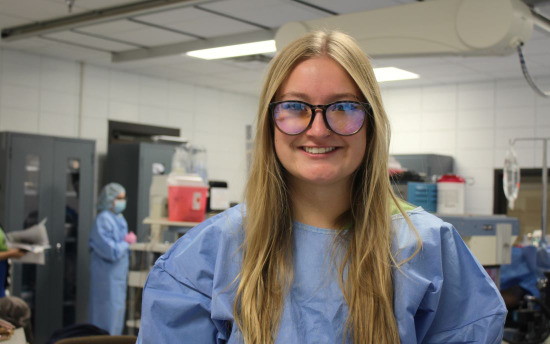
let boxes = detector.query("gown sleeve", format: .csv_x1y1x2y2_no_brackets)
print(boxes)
394,213,507,344
137,208,243,344
137,263,222,343
89,212,129,262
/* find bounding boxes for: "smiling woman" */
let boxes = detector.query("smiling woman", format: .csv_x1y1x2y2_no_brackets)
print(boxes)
137,30,507,344
273,57,367,208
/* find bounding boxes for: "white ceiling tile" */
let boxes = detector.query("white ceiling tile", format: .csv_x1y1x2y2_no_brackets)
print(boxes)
0,0,71,21
0,37,50,50
109,28,193,46
0,13,28,28
301,0,400,14
79,20,146,35
531,27,550,40
48,0,138,11
522,38,550,55
137,7,259,38
135,6,206,24
9,37,111,63
200,0,329,28
79,21,193,46
45,31,137,51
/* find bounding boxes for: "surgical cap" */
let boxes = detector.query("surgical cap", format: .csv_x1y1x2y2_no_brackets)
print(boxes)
97,183,125,212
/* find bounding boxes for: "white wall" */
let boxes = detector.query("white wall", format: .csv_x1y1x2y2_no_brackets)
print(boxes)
382,79,550,215
0,48,258,204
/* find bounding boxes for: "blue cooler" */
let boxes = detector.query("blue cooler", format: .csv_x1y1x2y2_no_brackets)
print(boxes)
407,182,437,212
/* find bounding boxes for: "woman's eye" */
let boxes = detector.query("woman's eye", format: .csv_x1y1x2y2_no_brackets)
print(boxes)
285,103,305,111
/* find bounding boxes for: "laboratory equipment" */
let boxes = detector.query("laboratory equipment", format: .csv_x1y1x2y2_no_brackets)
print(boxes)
504,145,521,210
171,144,190,174
207,181,230,212
149,175,169,220
437,174,466,215
275,0,534,57
503,271,550,344
392,154,454,178
167,173,208,222
507,137,549,241
391,154,454,201
190,145,208,184
439,214,519,287
0,132,95,343
167,144,208,222
407,182,437,212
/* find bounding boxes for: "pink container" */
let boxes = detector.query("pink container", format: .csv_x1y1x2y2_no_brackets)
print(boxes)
167,174,208,222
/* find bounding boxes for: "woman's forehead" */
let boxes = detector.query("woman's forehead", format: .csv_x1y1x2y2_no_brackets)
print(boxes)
277,57,361,102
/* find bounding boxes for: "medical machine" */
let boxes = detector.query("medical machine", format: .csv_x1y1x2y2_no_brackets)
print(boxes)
439,214,519,287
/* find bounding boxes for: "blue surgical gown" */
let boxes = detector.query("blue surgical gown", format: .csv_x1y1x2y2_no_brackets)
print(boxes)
500,244,550,298
137,205,506,343
88,210,129,335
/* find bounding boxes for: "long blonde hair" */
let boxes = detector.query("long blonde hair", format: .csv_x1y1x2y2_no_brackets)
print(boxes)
234,30,421,344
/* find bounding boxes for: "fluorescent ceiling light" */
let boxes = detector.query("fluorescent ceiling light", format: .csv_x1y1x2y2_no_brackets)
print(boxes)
374,67,419,82
186,40,276,60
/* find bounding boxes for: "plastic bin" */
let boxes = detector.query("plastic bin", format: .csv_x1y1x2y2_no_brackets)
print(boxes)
407,182,437,212
167,174,208,222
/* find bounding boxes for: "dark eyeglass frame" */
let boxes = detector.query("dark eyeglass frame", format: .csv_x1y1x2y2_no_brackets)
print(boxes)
269,100,371,136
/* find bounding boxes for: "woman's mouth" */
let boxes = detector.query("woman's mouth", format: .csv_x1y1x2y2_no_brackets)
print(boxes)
302,147,337,154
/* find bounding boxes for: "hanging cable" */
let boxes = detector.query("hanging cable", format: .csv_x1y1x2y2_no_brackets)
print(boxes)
517,43,550,98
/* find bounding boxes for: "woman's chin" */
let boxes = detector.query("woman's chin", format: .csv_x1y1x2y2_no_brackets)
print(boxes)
292,172,347,187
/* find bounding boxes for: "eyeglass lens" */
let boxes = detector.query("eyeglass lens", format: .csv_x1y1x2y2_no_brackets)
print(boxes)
272,101,366,135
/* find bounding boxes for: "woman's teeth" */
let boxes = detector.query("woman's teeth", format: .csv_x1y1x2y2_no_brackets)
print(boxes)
303,147,336,154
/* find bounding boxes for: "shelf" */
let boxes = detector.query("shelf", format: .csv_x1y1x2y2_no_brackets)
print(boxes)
142,217,199,228
130,242,172,253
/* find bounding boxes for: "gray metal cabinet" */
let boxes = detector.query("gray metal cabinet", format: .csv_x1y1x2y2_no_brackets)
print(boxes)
0,132,95,343
105,142,174,241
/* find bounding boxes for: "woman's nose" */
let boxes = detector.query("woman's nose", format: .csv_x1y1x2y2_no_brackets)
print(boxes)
306,110,331,137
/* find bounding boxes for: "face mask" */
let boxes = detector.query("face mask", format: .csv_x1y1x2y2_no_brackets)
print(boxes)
114,199,126,214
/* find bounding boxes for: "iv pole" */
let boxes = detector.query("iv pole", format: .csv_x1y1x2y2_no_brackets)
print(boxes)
510,137,549,238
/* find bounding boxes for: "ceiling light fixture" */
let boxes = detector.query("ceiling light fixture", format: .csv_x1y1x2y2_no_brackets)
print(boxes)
186,40,276,60
374,67,419,82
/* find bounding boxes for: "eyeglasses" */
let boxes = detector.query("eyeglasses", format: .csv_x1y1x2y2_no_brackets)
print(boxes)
269,100,370,136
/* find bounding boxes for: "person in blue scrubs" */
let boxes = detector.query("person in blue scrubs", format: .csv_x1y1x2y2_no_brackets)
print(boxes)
88,183,136,335
137,31,506,343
